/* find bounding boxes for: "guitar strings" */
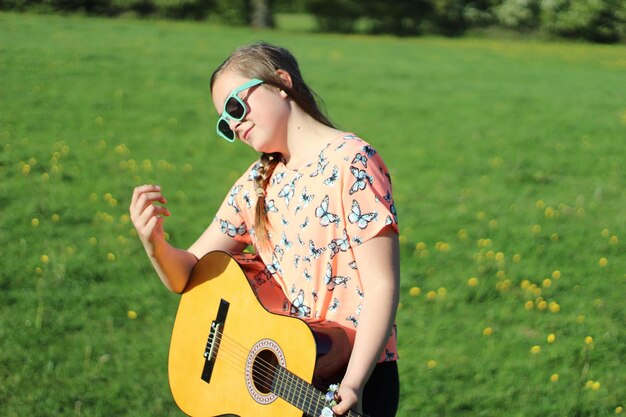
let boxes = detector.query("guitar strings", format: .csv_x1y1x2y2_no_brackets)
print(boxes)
209,329,328,413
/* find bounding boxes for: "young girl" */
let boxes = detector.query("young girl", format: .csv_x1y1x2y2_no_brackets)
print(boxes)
130,43,400,417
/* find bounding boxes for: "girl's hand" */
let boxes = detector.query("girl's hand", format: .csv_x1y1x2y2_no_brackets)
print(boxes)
130,184,171,254
329,383,362,416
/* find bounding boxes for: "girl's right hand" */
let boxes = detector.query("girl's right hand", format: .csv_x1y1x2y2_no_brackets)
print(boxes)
130,184,171,254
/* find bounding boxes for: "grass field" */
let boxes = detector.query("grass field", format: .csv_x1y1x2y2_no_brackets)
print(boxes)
1,11,625,417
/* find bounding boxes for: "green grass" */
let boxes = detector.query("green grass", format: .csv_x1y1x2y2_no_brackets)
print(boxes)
1,11,625,417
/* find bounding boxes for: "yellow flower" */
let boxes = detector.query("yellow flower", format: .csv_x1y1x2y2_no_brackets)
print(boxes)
530,345,541,354
585,380,595,389
89,237,97,246
51,213,60,223
127,310,138,320
40,255,49,264
524,301,534,310
106,253,116,262
615,406,623,414
585,336,593,345
483,327,493,336
592,381,601,390
31,218,40,227
513,254,521,263
551,233,559,242
468,277,479,287
531,224,542,235
35,267,42,275
521,279,531,290
536,200,545,209
576,315,585,324
552,270,561,280
426,360,437,369
544,207,555,218
542,278,552,288
537,300,548,310
550,374,559,382
399,235,407,245
601,228,610,238
549,301,560,313
547,334,556,343
599,257,608,267
409,287,421,297
610,235,619,244
437,287,447,297
426,291,437,300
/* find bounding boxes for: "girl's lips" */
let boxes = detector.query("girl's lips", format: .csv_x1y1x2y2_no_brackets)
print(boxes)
242,126,253,141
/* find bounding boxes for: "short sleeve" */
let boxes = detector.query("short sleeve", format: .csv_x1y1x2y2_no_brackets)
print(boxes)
341,143,399,245
212,164,260,246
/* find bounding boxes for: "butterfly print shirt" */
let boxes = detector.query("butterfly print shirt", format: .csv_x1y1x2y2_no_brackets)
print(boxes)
214,134,399,362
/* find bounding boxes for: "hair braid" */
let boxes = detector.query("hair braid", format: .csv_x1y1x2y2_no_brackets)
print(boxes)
254,152,281,246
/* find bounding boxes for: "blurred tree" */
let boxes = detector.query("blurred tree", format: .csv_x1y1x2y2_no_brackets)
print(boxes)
250,0,274,27
362,0,433,36
306,0,363,32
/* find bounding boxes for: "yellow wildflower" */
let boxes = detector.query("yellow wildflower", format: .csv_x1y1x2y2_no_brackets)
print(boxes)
40,255,49,264
31,218,40,227
552,270,561,280
530,345,541,354
547,334,556,343
483,327,493,336
409,287,421,297
426,360,437,369
550,374,559,382
468,277,478,287
127,310,138,320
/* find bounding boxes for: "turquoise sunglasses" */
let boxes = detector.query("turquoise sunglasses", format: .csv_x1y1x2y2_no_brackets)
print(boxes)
216,78,264,142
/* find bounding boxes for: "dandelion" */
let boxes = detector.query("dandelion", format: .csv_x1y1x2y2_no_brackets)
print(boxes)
601,228,610,238
496,270,506,280
106,253,116,262
530,345,541,354
550,374,559,382
537,300,548,310
415,241,427,251
524,301,534,310
616,406,623,414
89,237,97,246
31,218,40,227
468,277,479,287
576,315,585,324
552,270,561,280
610,235,619,244
531,224,542,235
543,278,552,288
549,301,560,313
476,211,486,220
599,257,608,267
426,291,437,301
489,219,498,229
398,235,407,245
513,254,521,263
437,287,447,297
40,255,49,264
577,207,586,217
483,327,493,336
521,279,531,290
545,207,555,218
426,360,437,369
536,200,545,209
551,233,559,242
585,336,593,345
409,287,421,297
495,252,505,261
457,229,468,240
547,334,556,344
127,310,138,320
183,163,193,173
35,267,43,275
51,213,60,223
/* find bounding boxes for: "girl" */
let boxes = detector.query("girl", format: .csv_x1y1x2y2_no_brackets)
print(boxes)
130,43,400,417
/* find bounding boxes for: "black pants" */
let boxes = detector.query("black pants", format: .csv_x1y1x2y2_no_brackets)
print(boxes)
362,361,399,417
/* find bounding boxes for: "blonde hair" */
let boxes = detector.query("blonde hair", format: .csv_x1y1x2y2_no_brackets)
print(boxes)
211,43,334,246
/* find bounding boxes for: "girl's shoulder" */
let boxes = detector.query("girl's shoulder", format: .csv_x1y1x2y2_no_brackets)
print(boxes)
325,133,384,168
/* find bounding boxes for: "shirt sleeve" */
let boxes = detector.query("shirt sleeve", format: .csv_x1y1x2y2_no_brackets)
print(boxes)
341,142,399,245
212,163,260,246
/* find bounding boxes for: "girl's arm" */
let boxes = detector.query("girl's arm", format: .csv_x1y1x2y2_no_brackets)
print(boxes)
332,227,400,415
130,184,246,293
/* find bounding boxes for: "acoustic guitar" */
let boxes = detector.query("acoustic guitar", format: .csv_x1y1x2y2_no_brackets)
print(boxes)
168,250,363,417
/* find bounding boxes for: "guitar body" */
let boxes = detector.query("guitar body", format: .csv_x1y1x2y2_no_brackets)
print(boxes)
168,251,350,417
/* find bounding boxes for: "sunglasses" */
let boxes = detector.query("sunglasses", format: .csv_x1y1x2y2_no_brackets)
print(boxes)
216,78,264,142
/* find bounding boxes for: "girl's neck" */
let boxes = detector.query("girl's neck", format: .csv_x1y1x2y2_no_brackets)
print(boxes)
282,105,343,170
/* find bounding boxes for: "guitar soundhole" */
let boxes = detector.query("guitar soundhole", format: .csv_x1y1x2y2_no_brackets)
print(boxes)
245,338,286,404
252,349,278,394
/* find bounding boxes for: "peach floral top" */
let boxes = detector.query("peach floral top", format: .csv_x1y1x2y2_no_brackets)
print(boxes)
214,134,399,362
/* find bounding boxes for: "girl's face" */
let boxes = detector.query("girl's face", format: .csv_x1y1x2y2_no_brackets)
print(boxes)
212,69,290,153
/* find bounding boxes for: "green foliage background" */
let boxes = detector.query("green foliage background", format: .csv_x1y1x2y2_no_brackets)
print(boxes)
1,11,625,417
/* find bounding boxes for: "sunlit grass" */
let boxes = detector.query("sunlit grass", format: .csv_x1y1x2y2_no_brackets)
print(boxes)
1,11,625,417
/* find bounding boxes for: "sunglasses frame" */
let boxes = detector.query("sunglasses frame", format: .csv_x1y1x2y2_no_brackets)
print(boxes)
216,78,264,142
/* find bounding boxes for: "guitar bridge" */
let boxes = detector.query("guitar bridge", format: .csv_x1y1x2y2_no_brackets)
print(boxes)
201,299,229,383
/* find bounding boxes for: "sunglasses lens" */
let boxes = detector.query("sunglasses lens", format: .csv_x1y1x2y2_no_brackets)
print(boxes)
218,119,234,141
225,97,245,119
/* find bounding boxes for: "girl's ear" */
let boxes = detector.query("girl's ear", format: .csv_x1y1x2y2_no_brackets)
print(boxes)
275,69,293,91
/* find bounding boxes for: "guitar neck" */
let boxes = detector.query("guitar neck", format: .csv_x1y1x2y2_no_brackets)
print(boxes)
272,366,362,417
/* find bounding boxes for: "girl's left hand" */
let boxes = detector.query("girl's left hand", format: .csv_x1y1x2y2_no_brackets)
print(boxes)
329,384,362,416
